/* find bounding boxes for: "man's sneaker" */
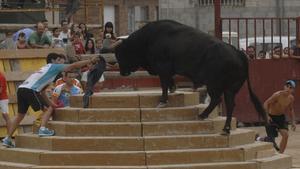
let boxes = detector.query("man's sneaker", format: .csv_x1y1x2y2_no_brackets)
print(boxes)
38,127,55,137
2,137,15,148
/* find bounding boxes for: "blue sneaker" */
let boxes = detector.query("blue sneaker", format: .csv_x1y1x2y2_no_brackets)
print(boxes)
2,137,15,148
38,127,55,137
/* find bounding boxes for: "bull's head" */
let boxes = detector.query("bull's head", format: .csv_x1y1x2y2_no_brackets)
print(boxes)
115,40,140,76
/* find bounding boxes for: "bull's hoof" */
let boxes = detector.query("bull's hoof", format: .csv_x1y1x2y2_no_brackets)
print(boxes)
198,113,208,120
220,128,231,136
156,102,168,108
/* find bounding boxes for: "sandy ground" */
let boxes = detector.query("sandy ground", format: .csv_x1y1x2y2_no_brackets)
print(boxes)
246,125,300,168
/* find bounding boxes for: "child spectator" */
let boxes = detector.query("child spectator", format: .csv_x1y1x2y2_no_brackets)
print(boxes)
72,32,85,55
55,71,82,89
52,71,82,107
52,27,64,48
79,23,94,41
16,32,28,49
0,72,11,142
59,20,70,46
85,39,95,54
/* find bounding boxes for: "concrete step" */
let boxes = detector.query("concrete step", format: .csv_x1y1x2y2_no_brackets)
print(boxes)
53,107,141,122
0,147,145,166
15,129,254,151
48,121,142,137
0,142,273,166
53,104,219,122
145,142,274,165
142,117,236,136
254,153,292,169
16,135,144,151
147,161,258,169
144,129,255,150
70,91,199,108
47,117,235,136
0,161,35,169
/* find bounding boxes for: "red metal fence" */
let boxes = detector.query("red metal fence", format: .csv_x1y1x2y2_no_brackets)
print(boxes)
220,16,300,123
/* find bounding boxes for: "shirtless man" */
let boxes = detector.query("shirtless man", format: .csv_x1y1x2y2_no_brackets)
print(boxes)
256,80,296,153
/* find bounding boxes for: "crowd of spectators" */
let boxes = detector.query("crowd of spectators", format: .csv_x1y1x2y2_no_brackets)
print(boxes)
245,44,300,60
0,19,124,109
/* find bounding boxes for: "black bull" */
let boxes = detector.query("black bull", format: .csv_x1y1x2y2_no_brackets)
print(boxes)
115,20,268,135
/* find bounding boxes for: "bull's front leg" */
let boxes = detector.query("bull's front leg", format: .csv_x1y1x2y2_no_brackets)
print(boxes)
157,75,169,108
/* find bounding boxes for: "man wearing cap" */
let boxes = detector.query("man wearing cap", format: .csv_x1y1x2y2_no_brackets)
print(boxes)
256,80,296,153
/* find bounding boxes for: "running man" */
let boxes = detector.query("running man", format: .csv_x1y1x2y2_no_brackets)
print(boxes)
256,80,297,153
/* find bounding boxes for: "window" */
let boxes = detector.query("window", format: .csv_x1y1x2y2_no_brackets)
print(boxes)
128,6,149,33
199,0,245,6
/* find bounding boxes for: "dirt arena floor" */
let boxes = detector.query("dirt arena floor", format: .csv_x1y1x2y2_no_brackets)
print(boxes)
246,124,300,169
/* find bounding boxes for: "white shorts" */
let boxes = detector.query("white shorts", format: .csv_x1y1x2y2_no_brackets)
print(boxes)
0,99,9,114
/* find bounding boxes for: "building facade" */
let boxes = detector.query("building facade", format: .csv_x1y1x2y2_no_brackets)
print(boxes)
159,0,300,38
103,0,159,36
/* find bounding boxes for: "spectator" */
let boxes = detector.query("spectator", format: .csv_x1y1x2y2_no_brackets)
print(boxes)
12,28,34,43
257,50,266,59
42,19,52,41
95,39,102,54
28,22,52,48
79,23,93,41
15,32,28,49
52,27,64,48
85,39,95,54
272,46,282,59
283,47,294,58
59,20,71,46
246,46,256,59
17,0,41,9
52,71,82,107
72,32,85,55
55,71,82,89
0,32,15,49
0,71,11,143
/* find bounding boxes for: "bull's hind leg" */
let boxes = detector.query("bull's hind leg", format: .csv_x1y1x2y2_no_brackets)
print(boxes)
220,90,236,135
169,77,176,93
157,75,173,108
221,81,244,135
198,87,222,120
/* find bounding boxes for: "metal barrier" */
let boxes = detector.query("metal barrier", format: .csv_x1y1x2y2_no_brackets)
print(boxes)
221,17,300,59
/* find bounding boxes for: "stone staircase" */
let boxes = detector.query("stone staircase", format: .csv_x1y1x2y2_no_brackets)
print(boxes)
0,90,292,169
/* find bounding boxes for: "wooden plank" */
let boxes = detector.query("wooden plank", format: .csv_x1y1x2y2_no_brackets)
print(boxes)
4,71,32,81
0,48,65,59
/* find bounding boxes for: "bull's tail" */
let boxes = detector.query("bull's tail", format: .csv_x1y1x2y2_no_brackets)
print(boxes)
239,50,268,124
246,77,268,124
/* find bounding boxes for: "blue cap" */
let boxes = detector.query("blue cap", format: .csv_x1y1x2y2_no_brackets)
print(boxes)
286,80,296,88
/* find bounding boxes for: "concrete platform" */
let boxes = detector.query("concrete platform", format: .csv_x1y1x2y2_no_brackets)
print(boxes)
0,142,273,166
0,90,293,168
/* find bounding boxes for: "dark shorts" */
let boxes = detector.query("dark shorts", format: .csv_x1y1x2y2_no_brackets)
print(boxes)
266,114,288,138
17,88,49,114
269,114,289,130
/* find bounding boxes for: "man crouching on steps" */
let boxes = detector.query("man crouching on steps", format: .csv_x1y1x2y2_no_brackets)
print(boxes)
1,53,99,148
256,80,296,153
